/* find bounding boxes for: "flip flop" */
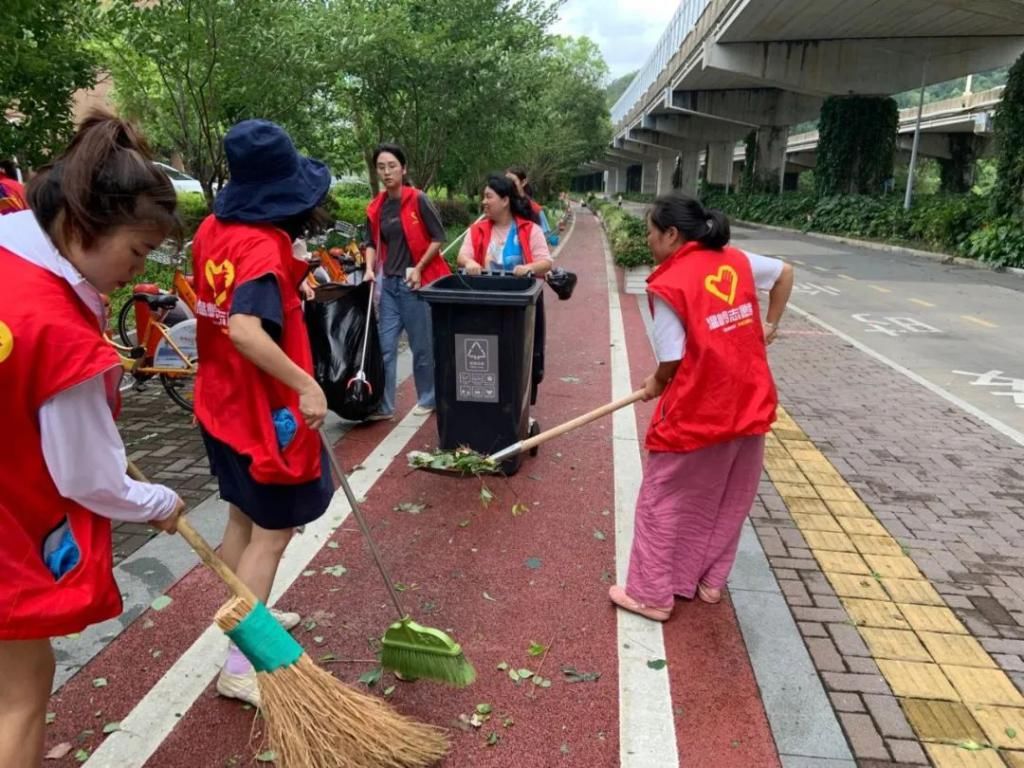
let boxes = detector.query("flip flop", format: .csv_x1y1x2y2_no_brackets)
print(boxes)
697,582,723,604
608,585,672,622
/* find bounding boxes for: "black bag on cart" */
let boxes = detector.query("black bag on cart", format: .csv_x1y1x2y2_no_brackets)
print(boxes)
305,281,384,421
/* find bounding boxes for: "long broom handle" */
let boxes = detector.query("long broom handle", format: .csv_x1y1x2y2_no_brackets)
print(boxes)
126,461,259,605
319,432,407,621
356,285,374,375
488,389,646,463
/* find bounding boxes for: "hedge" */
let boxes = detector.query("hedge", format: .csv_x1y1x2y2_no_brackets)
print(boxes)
702,191,1024,269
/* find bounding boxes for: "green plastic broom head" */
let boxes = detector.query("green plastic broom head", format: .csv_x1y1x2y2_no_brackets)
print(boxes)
380,617,476,688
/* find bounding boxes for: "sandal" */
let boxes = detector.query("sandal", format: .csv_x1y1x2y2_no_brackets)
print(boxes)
608,585,672,622
697,582,722,604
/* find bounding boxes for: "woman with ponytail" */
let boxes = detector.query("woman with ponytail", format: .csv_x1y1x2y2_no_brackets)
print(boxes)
609,193,794,622
0,111,185,765
458,173,552,403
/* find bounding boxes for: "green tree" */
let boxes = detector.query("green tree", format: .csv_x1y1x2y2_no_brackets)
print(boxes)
0,0,98,167
605,70,637,108
992,52,1024,217
98,0,352,204
336,0,559,193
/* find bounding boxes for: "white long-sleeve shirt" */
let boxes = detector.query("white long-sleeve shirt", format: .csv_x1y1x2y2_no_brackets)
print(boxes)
0,211,178,523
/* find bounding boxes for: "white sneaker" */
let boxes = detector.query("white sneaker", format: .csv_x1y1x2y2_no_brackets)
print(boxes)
412,405,435,417
216,668,260,706
270,608,301,631
366,411,395,422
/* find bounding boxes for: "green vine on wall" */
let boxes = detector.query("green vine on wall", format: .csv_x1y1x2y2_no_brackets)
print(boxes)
992,50,1024,217
816,96,898,197
940,135,977,194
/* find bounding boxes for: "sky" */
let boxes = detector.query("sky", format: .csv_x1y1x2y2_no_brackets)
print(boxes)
552,0,680,82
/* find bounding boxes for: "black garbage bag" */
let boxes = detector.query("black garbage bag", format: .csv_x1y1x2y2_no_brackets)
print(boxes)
546,267,577,300
305,281,384,421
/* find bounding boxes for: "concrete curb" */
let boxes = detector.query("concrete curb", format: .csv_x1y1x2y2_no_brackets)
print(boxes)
733,218,1024,279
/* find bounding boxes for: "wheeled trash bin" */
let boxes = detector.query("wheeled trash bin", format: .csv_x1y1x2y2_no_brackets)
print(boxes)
419,273,542,475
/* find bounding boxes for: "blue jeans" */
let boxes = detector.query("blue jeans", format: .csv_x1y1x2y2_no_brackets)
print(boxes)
377,275,435,415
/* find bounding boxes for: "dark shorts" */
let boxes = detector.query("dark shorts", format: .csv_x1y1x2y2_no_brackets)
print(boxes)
200,428,334,530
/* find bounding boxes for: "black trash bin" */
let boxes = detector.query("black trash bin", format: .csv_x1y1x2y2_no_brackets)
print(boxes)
419,273,542,475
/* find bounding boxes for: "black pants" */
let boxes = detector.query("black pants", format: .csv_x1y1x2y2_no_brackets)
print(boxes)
531,292,545,406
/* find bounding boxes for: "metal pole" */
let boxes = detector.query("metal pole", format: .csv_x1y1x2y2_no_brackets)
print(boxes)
904,62,928,210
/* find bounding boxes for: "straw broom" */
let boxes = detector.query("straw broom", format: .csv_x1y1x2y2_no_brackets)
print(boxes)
127,461,448,768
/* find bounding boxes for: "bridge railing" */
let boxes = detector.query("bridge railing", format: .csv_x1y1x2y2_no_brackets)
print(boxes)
609,0,712,128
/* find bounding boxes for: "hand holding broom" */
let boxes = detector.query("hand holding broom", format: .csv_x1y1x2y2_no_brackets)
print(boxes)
126,461,448,768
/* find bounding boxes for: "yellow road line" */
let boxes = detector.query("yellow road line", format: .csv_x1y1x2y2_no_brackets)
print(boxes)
961,315,999,329
869,285,892,294
838,274,856,282
909,299,935,308
769,407,1024,767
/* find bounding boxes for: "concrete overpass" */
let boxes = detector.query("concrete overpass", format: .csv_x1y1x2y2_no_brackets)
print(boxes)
594,0,1024,196
719,86,1006,186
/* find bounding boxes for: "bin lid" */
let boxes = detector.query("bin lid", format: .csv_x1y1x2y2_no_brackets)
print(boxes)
419,273,542,307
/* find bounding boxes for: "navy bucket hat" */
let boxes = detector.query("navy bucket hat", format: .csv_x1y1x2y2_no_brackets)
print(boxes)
214,119,331,223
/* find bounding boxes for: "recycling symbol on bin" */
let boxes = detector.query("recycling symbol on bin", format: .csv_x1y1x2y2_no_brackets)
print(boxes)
465,338,490,372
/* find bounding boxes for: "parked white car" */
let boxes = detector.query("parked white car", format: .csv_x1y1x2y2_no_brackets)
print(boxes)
153,161,204,194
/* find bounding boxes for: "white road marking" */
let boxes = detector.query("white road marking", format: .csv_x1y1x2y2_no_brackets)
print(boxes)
85,411,432,767
952,370,1024,408
601,221,680,768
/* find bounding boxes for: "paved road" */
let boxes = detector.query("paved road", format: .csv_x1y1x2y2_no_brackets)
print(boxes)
730,224,1024,437
620,200,1024,437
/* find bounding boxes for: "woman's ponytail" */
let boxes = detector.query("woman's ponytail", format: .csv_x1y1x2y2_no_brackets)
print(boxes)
648,192,732,250
27,109,179,248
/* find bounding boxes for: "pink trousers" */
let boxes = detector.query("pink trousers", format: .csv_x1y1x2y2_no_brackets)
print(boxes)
625,435,765,607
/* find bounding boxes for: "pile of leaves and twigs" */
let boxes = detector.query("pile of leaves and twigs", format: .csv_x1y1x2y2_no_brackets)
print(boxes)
407,447,499,475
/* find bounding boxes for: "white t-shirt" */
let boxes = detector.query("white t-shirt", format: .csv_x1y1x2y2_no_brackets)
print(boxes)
652,250,784,362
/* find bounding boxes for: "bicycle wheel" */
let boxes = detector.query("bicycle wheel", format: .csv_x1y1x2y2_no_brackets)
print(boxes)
117,300,136,346
161,364,196,412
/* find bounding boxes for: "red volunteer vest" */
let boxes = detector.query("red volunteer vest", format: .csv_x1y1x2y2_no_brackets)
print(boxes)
192,216,321,484
366,187,451,285
468,217,537,266
0,247,123,639
645,242,778,453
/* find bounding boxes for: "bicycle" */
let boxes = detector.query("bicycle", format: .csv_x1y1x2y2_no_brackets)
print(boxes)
107,292,198,411
116,239,197,347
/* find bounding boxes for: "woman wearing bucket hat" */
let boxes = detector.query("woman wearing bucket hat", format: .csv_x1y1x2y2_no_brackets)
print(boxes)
192,119,334,705
363,143,449,421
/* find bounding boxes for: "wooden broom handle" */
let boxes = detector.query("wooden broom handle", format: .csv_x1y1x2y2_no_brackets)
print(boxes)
492,389,646,459
126,460,258,605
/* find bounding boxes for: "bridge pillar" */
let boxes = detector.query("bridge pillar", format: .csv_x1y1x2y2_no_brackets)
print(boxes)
641,161,659,195
706,142,735,189
756,126,790,192
656,153,677,195
679,148,700,197
606,165,627,195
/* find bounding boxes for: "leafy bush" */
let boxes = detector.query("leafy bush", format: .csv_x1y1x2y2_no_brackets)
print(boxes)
703,190,1004,262
964,218,1024,268
593,199,652,267
325,191,371,226
332,180,372,198
431,198,472,228
177,192,209,238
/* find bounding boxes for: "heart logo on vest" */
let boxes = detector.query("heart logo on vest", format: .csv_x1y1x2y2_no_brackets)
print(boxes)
204,260,236,306
704,265,738,305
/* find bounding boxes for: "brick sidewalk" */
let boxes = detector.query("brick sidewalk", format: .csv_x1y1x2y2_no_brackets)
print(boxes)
756,315,1024,766
116,384,213,563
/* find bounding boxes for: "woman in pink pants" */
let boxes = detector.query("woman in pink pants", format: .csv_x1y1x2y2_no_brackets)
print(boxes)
610,193,794,622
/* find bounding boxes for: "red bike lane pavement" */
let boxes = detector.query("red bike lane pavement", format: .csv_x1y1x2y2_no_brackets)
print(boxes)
44,208,780,768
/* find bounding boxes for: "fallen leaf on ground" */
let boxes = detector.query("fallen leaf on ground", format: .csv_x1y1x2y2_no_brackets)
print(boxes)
102,721,120,734
593,529,606,541
646,659,667,671
45,743,72,760
150,595,172,611
479,486,495,508
560,376,581,383
45,712,56,725
511,502,528,517
92,677,108,688
527,642,547,657
525,557,542,570
358,666,382,687
394,502,427,515
483,592,498,602
321,565,347,577
74,749,90,763
256,751,277,763
561,666,601,683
